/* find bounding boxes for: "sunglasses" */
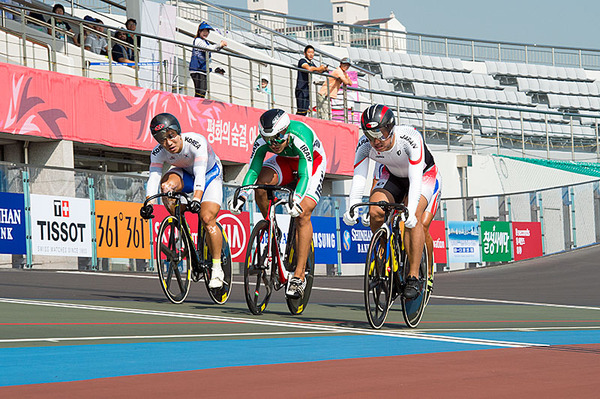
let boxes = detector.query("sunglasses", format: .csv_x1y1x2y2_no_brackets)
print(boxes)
159,130,179,145
366,127,392,142
264,132,287,146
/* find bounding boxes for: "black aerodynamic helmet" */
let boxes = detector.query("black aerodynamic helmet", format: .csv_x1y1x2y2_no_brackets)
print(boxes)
360,104,395,140
259,108,290,143
149,113,181,142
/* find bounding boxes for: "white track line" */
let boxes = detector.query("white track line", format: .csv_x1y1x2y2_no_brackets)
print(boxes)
0,298,543,348
57,271,599,309
0,331,336,344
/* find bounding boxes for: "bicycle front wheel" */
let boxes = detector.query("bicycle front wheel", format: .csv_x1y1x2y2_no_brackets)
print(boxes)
243,220,273,315
203,223,233,305
401,246,428,328
155,216,192,304
364,228,393,329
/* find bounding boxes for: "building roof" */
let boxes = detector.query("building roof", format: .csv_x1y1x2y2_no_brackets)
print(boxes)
354,17,393,26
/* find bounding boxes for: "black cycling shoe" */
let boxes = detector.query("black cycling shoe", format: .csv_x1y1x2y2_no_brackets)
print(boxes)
403,276,420,300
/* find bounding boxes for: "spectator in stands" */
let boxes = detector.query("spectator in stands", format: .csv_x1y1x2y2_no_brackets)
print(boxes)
48,4,78,46
316,57,353,119
112,30,134,64
256,76,275,106
295,45,327,116
125,18,140,48
189,21,227,98
0,0,21,21
94,18,108,56
84,17,108,56
28,11,47,32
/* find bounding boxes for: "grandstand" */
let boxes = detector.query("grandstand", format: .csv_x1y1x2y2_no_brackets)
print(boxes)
0,0,599,199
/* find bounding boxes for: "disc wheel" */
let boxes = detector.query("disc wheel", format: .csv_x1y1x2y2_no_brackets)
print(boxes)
243,220,274,315
155,216,192,304
203,223,233,305
364,228,393,329
285,224,315,315
401,247,428,328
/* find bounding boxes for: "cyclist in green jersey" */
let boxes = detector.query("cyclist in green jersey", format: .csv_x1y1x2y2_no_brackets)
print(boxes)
229,109,327,299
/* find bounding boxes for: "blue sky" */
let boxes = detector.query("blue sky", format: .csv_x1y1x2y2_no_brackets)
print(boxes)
210,0,600,50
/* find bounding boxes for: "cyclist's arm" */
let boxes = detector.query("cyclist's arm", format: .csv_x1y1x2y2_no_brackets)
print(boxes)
241,140,269,186
146,147,164,201
348,136,371,207
291,135,314,204
405,133,425,217
191,143,210,202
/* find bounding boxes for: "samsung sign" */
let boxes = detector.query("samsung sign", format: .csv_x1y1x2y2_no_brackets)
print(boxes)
311,216,337,264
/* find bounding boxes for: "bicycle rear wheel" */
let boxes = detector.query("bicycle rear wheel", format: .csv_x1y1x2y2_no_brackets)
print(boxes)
364,228,393,329
401,247,428,328
155,216,192,304
244,220,273,315
285,228,315,315
203,223,233,305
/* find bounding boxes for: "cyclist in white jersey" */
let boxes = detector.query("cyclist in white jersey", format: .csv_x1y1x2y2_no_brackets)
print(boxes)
343,104,442,299
140,113,225,289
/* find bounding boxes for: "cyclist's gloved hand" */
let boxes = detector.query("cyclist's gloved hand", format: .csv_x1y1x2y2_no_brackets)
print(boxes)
405,213,418,229
189,199,202,214
287,201,303,218
360,212,371,227
228,196,246,215
343,210,358,226
140,204,154,219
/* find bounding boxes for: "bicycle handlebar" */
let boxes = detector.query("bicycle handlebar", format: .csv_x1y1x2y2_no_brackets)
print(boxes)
349,201,408,219
233,184,293,204
143,191,190,207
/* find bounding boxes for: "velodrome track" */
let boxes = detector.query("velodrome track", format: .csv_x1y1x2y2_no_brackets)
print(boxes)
1,245,599,397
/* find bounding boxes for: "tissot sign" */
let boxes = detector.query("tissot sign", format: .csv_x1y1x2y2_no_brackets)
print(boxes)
30,195,92,256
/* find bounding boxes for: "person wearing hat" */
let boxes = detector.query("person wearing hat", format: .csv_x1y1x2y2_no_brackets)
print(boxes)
84,17,108,55
255,76,275,107
316,57,353,120
189,21,227,98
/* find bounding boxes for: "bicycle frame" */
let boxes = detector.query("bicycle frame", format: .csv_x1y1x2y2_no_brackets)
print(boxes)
235,184,294,285
144,192,205,273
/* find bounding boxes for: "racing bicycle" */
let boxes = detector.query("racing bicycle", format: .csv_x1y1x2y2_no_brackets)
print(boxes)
234,184,315,315
142,192,232,305
349,201,430,329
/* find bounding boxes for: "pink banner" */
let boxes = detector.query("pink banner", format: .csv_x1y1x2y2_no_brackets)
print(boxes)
512,221,543,261
0,62,358,176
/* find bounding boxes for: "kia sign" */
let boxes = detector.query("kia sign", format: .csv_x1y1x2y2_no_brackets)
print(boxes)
217,211,249,262
30,194,92,256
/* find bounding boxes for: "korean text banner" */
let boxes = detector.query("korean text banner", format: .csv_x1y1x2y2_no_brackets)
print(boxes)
447,221,481,263
512,222,543,261
30,195,92,257
0,62,358,176
480,221,512,262
0,192,26,255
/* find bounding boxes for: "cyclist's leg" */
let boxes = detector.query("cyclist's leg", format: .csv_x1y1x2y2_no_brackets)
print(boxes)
160,170,184,214
419,165,442,279
200,201,222,264
368,189,393,232
255,155,288,218
292,196,317,280
422,211,434,278
403,195,428,278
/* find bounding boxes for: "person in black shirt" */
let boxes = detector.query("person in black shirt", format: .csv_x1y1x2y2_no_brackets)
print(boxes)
295,45,327,116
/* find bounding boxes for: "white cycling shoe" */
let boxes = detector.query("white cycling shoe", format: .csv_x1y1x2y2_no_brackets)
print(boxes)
208,268,225,289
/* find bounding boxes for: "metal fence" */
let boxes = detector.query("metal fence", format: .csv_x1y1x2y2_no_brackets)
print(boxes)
1,161,599,273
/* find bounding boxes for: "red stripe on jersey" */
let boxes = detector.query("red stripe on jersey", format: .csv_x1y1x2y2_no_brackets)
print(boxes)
354,156,368,169
409,134,424,165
